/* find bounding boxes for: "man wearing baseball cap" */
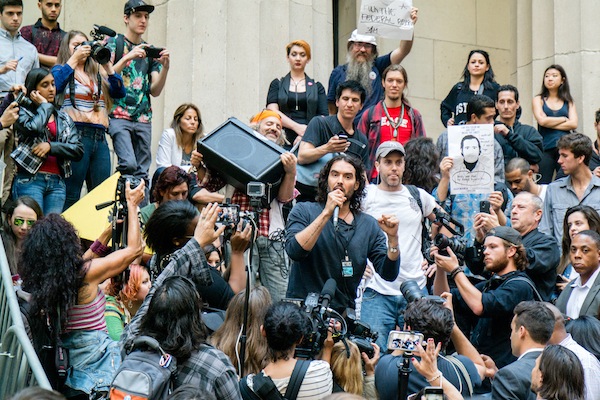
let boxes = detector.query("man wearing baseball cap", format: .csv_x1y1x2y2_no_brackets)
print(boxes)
432,226,539,370
327,7,418,120
361,141,442,350
105,0,170,204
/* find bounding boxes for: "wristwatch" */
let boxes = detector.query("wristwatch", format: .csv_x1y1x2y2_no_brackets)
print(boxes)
389,246,398,253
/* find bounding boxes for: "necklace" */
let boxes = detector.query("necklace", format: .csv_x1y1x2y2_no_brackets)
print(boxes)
290,76,306,111
382,101,405,139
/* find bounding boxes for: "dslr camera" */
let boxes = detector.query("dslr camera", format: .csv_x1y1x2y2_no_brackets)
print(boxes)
78,25,117,65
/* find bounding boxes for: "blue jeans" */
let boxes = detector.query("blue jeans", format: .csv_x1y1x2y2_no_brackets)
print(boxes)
360,286,429,351
252,235,290,303
64,125,111,210
12,172,66,215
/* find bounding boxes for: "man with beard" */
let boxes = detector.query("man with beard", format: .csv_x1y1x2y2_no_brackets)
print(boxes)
505,158,548,201
432,226,537,369
20,0,65,69
285,154,400,311
327,8,418,119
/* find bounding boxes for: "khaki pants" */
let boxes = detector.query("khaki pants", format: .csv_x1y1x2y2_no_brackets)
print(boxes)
0,127,15,204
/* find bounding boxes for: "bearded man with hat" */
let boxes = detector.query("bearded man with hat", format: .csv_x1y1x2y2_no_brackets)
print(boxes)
327,7,419,118
431,226,539,369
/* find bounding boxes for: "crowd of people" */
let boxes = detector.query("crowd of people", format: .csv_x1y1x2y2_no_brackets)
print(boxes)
2,0,600,399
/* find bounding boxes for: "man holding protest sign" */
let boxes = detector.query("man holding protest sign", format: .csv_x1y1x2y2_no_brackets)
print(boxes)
327,4,418,120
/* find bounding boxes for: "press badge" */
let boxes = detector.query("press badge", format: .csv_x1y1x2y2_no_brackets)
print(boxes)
341,256,353,277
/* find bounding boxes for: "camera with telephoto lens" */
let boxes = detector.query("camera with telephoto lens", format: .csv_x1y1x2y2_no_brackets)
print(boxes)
77,24,117,65
434,233,468,263
116,175,141,207
344,309,378,358
400,280,445,305
14,91,32,109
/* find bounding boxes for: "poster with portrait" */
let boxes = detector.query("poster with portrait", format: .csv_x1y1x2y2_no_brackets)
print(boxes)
448,124,494,195
357,0,414,40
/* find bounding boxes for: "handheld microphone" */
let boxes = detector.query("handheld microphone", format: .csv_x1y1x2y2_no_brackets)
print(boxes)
319,278,336,317
94,25,117,37
333,206,340,229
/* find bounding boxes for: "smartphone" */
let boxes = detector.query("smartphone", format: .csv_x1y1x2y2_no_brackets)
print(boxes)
387,330,425,352
424,386,444,400
216,204,240,228
145,46,164,58
479,200,491,214
337,133,348,140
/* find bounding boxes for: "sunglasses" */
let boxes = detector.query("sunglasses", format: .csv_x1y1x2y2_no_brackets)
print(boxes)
13,218,36,227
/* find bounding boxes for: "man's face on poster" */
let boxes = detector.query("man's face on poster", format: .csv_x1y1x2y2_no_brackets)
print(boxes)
461,137,480,164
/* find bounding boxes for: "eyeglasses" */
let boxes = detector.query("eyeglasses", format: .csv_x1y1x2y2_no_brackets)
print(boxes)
13,218,36,227
353,42,374,50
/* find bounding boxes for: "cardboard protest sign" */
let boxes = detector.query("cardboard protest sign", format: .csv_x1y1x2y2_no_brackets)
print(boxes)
358,0,413,40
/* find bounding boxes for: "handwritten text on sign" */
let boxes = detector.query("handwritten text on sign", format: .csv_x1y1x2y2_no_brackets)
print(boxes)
358,0,413,40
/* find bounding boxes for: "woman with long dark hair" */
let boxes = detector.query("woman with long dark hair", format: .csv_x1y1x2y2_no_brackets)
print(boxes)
156,103,204,171
533,64,578,183
440,49,500,127
18,181,144,397
12,68,83,214
403,137,439,193
1,196,42,276
266,40,327,147
52,30,125,209
531,345,585,400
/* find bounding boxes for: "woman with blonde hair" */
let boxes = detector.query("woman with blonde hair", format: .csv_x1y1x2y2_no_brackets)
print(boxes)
330,341,379,399
210,286,272,375
266,40,327,147
156,103,204,172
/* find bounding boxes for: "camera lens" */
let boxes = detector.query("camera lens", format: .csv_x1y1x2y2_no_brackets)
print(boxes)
92,44,111,65
400,280,425,304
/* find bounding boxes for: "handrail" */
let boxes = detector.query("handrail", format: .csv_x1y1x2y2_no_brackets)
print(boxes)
0,235,51,395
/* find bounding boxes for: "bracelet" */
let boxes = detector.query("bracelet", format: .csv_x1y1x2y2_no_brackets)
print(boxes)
449,266,464,280
426,371,443,384
90,239,111,257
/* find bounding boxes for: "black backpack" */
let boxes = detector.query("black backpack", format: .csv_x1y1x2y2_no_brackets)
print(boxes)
110,336,178,400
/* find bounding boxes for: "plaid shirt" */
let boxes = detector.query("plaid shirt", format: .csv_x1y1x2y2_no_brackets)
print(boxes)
175,344,241,399
120,238,213,346
12,104,80,177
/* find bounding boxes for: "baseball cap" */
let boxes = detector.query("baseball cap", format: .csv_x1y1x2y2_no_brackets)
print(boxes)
375,141,405,159
348,29,377,46
124,0,155,15
486,226,522,246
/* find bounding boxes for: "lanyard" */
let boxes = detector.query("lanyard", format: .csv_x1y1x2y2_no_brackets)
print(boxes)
382,101,405,139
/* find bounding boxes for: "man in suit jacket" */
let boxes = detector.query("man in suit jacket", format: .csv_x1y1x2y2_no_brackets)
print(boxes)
555,230,600,318
491,301,555,400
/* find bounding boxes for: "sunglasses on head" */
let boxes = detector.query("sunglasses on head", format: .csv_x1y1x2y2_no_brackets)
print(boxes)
13,218,35,227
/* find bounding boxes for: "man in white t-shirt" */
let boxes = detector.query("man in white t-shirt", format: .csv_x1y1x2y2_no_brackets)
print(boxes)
362,141,439,350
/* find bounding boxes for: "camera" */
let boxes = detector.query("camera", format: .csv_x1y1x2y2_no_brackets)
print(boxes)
399,280,444,305
247,182,265,198
387,330,425,354
145,46,164,59
116,175,142,205
216,203,240,241
78,24,117,64
434,233,467,263
14,91,32,109
344,309,378,358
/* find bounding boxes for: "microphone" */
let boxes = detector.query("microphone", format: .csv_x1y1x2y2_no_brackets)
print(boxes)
319,278,336,317
94,25,117,37
333,206,340,229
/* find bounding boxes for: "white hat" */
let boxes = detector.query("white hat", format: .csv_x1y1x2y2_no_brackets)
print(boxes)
348,29,377,46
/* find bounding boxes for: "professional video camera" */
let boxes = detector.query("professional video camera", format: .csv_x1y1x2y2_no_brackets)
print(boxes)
399,280,444,305
344,309,378,358
95,174,141,250
294,279,347,359
425,207,467,264
79,24,117,64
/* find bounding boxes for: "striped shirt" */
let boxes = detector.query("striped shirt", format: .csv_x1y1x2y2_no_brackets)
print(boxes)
266,360,333,399
65,289,107,332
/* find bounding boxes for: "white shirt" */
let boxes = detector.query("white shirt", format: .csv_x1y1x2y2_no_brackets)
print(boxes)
560,334,600,400
566,266,600,318
363,184,436,295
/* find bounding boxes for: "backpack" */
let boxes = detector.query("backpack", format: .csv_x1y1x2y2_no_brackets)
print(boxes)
109,336,178,400
239,359,311,400
405,184,432,260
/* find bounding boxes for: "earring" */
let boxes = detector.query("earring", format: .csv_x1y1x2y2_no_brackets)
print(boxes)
174,241,180,246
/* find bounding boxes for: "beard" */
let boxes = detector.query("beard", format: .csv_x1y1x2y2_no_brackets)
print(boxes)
346,53,374,96
484,252,509,274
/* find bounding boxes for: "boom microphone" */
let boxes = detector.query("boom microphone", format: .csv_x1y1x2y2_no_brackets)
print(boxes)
333,206,340,229
319,278,336,317
94,25,117,37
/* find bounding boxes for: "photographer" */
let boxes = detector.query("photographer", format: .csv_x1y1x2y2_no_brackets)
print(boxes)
12,68,83,214
240,301,333,399
52,30,125,209
105,0,170,199
375,296,484,398
432,226,537,369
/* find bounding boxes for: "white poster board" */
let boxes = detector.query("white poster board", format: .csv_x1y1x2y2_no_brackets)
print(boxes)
448,124,494,195
357,0,414,40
